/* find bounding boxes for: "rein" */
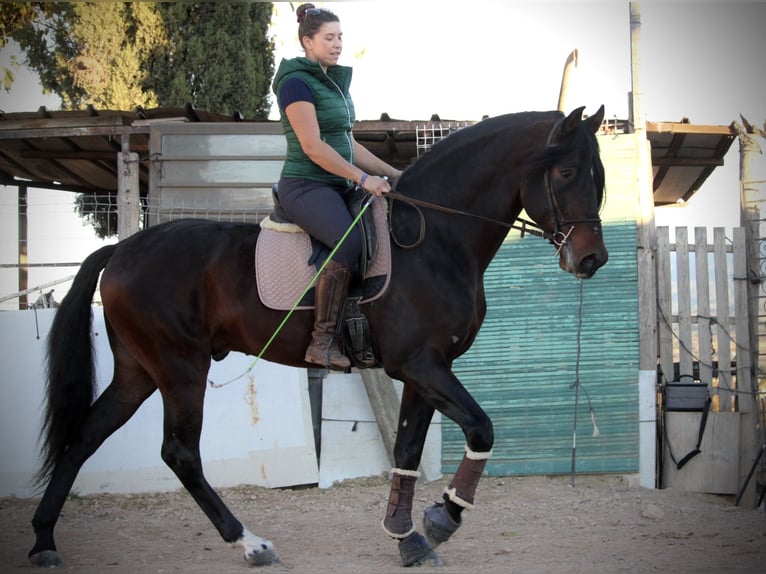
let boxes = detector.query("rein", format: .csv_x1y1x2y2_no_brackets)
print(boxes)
386,190,548,247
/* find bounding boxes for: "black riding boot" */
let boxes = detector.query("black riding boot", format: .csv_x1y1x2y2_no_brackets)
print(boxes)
305,259,352,370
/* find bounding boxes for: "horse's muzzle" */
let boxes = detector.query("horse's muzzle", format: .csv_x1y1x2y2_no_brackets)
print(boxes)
559,242,608,279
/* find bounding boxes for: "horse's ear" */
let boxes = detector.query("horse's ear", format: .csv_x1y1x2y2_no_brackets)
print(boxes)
559,106,586,139
584,105,605,134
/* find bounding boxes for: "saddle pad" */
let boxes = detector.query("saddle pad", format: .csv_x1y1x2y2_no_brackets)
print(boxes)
255,197,391,310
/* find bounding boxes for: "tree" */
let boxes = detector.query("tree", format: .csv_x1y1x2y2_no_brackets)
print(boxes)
0,2,66,91
149,2,274,119
8,2,274,118
6,2,275,238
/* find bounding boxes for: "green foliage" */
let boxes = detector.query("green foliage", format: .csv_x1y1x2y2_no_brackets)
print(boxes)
148,2,274,119
6,2,274,118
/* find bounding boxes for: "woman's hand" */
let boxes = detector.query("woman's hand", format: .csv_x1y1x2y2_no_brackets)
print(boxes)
361,174,392,197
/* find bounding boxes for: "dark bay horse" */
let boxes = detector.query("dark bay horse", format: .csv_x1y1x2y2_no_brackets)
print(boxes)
29,106,608,568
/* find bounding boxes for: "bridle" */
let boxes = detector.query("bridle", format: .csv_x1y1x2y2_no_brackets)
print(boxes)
542,117,603,255
386,117,602,252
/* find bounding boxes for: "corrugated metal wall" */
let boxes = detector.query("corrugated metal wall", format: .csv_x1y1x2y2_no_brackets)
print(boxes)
443,135,642,476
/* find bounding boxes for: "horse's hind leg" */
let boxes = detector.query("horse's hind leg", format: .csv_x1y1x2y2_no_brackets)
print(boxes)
30,368,156,567
157,366,279,566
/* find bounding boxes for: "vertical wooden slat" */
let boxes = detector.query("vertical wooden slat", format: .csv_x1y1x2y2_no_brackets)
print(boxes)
733,227,756,506
713,228,732,412
676,228,693,377
733,228,752,413
656,227,674,383
695,227,714,398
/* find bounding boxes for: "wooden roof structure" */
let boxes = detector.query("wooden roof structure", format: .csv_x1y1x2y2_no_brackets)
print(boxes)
0,106,736,205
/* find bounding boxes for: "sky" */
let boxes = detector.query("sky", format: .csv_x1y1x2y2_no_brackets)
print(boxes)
1,1,765,308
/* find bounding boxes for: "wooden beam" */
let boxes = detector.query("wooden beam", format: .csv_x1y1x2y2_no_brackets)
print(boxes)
20,150,119,160
647,121,735,136
651,156,725,167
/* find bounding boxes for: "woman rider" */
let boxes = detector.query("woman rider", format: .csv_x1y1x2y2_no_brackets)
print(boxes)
273,4,402,370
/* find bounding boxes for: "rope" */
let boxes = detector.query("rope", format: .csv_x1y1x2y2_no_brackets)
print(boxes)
208,194,375,389
570,280,600,487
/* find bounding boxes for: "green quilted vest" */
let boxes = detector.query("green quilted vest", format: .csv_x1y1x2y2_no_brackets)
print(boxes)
273,57,356,187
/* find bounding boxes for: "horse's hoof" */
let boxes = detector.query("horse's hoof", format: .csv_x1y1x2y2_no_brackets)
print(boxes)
245,547,281,567
29,550,63,568
398,531,443,567
423,503,461,549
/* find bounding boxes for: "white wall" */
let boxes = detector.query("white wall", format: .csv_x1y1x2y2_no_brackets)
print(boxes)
0,308,442,497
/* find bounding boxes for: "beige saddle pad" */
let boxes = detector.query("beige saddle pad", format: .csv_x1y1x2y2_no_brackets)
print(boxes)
255,197,391,310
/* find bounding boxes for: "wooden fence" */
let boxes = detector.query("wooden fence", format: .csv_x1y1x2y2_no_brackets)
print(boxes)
656,226,755,494
656,226,751,412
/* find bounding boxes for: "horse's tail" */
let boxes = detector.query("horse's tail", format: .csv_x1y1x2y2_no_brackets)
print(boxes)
34,244,117,488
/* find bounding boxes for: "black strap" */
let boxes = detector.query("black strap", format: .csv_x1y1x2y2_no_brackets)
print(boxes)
666,396,712,470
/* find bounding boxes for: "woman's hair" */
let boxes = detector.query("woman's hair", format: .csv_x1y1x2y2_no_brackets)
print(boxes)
296,3,339,49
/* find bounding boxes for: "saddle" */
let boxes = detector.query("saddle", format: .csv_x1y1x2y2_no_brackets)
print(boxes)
255,185,392,368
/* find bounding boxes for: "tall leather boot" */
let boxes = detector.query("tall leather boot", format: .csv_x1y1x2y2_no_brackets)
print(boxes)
305,259,352,370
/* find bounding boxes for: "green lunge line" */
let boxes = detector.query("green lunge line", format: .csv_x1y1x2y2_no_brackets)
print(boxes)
208,194,374,388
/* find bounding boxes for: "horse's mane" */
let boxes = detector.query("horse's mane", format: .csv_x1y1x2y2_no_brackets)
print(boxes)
398,111,605,210
401,112,552,181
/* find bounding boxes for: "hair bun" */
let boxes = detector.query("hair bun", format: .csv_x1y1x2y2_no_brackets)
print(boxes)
296,3,316,23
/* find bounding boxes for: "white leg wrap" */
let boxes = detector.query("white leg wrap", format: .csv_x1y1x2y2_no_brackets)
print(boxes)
381,518,416,539
391,467,421,478
464,445,493,460
444,486,475,510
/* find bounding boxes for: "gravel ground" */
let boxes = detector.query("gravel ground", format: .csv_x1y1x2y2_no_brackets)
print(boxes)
1,474,764,574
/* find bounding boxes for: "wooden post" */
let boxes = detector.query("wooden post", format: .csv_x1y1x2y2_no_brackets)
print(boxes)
118,135,140,240
17,184,28,310
733,119,764,507
630,2,658,489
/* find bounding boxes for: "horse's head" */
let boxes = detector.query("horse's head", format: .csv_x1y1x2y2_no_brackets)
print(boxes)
521,105,608,279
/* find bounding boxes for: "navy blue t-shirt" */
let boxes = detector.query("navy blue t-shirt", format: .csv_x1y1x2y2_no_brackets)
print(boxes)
278,77,315,108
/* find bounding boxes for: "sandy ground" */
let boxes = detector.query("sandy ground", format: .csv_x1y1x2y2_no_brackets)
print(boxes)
1,474,764,574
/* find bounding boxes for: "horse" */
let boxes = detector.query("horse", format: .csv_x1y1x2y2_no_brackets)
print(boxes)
28,105,608,568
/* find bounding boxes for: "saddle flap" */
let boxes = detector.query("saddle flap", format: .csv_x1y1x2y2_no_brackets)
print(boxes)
255,196,391,311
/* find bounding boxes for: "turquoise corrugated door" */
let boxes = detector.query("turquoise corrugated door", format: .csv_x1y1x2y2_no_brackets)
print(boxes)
443,135,641,476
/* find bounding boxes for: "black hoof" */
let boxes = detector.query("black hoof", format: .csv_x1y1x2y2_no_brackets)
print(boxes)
245,547,281,567
398,532,443,567
423,503,461,549
29,550,63,568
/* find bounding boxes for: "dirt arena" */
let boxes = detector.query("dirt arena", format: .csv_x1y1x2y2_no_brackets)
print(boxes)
1,474,763,574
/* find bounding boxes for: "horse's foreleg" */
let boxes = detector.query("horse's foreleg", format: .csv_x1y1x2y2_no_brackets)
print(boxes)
159,384,279,566
399,359,494,553
381,385,442,566
423,445,492,549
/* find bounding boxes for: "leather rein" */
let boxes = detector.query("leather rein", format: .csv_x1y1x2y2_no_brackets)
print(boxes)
385,190,547,250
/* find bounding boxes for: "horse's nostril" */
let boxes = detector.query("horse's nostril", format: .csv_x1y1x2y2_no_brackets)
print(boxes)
579,253,604,277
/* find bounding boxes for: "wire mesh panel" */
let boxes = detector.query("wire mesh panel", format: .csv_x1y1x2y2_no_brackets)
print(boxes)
415,122,472,157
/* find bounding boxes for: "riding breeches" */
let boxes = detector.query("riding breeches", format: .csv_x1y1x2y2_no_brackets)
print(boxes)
277,177,363,269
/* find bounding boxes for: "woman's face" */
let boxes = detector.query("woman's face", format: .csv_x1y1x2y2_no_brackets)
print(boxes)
303,22,343,69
